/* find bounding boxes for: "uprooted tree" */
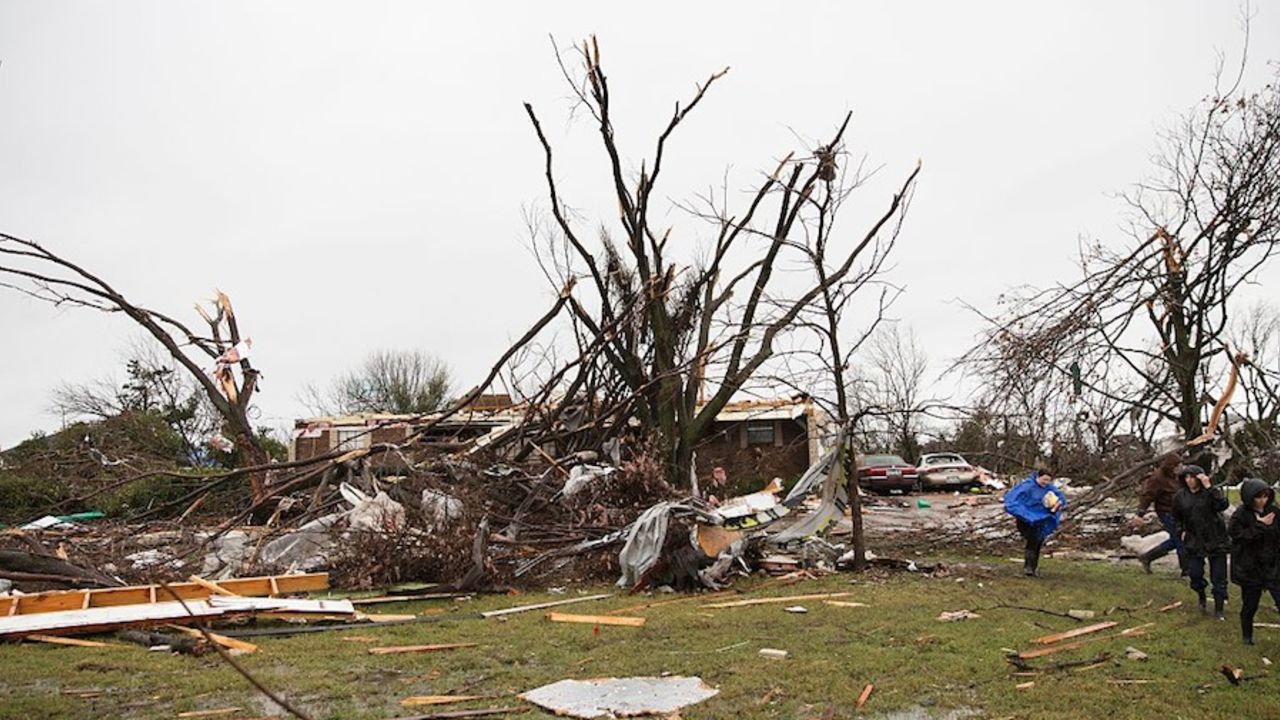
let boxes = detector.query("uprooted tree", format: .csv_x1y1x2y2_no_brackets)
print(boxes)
962,61,1280,471
0,236,272,499
518,37,920,486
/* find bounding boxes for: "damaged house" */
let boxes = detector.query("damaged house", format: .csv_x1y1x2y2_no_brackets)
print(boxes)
291,395,829,490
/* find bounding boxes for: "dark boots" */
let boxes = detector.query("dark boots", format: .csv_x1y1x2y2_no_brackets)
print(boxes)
1198,590,1208,615
1214,598,1226,621
1243,627,1255,645
1138,550,1155,574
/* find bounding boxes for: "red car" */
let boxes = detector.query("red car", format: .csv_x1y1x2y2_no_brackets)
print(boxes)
857,453,919,494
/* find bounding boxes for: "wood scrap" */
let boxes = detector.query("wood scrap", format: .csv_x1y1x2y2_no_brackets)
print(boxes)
1221,664,1243,685
368,643,478,655
1032,621,1117,645
176,709,241,719
825,601,869,608
702,592,854,609
2,573,328,617
396,708,528,720
401,695,485,706
856,683,874,710
547,612,645,627
24,634,109,648
1158,601,1182,612
480,593,612,618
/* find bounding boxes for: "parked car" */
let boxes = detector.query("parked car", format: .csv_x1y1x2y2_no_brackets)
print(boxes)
857,453,919,494
917,452,980,490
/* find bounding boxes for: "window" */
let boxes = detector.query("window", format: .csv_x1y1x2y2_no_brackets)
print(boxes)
334,427,370,451
745,421,775,446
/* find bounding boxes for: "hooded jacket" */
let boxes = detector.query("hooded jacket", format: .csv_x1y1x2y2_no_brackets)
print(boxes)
1228,478,1280,588
1137,456,1181,515
1171,481,1230,555
1004,472,1066,541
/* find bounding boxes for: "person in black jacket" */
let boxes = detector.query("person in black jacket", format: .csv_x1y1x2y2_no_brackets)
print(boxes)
1228,478,1280,645
1171,464,1230,618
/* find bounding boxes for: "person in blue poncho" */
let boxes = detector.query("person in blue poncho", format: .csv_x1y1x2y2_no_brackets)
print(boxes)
1004,467,1066,577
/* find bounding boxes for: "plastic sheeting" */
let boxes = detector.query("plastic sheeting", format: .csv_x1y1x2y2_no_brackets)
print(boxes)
616,502,679,587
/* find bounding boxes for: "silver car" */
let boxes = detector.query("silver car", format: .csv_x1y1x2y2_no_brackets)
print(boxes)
917,452,980,489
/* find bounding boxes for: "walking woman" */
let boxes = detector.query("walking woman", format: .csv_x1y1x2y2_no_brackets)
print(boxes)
1171,464,1230,619
1004,468,1066,577
1228,478,1280,645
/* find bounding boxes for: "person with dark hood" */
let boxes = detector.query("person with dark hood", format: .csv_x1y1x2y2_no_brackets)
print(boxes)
1228,478,1280,645
1132,452,1186,574
1171,464,1230,618
1003,467,1066,577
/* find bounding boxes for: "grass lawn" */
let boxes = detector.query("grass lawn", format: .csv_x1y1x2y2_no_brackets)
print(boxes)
2,556,1278,719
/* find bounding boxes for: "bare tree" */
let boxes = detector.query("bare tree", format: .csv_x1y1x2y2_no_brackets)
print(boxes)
303,349,452,416
0,237,270,498
50,336,220,461
866,324,929,461
522,37,920,485
962,57,1280,458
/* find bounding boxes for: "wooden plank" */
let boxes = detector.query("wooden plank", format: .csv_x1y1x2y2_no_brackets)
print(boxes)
401,695,484,707
25,634,109,647
0,600,228,639
352,593,466,606
604,591,732,616
1031,621,1117,645
480,593,612,618
176,708,241,718
855,681,875,707
546,612,645,627
396,708,528,719
7,573,329,616
368,643,478,655
702,592,854,609
1017,641,1086,660
205,596,354,615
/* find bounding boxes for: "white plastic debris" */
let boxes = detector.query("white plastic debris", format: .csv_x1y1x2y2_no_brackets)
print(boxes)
562,464,616,499
520,676,719,719
421,488,464,525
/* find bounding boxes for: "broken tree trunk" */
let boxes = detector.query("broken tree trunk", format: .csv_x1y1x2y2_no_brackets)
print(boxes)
0,550,120,588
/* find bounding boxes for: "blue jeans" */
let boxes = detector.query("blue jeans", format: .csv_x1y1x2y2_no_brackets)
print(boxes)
1187,552,1228,601
1147,512,1186,569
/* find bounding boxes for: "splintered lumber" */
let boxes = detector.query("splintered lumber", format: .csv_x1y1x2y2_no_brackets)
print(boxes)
702,592,854,609
368,642,478,655
401,695,485,707
480,593,612,618
825,601,869,608
176,709,241,718
1158,601,1182,613
2,573,328,616
1017,625,1152,660
547,612,645,627
24,634,109,648
1031,621,1117,645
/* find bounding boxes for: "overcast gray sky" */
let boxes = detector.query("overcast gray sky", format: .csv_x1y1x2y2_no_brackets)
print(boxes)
2,2,1279,448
